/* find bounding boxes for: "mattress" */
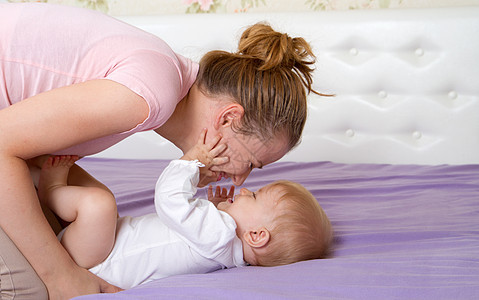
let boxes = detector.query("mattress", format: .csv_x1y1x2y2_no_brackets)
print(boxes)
73,157,479,299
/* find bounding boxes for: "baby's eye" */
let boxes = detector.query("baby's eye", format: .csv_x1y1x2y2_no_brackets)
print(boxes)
249,162,253,170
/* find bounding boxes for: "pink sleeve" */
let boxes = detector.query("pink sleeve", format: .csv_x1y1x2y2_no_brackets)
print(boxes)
105,50,185,131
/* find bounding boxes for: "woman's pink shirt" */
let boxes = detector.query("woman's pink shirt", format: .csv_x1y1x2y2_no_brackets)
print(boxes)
0,3,198,156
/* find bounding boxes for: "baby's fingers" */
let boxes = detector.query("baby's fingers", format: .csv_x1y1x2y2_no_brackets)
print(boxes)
197,128,208,144
205,133,224,151
221,187,229,198
211,156,229,166
209,142,227,157
227,186,235,198
208,185,214,199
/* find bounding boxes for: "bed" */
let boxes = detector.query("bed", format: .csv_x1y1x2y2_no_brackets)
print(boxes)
74,7,479,299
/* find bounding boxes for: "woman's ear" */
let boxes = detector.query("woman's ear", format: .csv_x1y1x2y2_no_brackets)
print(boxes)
214,103,244,130
243,227,271,249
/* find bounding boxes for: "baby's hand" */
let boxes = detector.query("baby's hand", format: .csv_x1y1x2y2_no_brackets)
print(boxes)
181,128,228,167
208,185,235,207
181,128,228,186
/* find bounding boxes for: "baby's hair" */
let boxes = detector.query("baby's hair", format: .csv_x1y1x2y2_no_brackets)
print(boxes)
253,180,333,267
196,23,327,150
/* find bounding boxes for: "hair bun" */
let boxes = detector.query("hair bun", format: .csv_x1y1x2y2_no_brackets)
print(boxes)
238,22,324,96
237,23,315,71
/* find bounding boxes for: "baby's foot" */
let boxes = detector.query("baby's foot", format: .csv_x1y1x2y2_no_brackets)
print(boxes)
27,154,51,169
37,156,78,203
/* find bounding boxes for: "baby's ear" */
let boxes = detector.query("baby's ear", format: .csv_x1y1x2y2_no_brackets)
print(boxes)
243,227,270,248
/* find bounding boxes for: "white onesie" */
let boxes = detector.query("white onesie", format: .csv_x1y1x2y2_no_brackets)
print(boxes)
88,160,246,289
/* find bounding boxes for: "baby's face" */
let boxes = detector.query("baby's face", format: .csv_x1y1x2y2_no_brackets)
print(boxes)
217,184,282,232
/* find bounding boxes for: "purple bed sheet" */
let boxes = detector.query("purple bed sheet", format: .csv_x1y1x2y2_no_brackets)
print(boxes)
74,158,479,300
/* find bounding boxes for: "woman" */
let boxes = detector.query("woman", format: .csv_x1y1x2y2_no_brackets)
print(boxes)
0,3,321,299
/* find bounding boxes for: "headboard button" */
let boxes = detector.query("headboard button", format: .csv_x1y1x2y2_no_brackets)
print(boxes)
415,48,424,57
378,90,388,99
346,129,355,137
448,91,458,100
412,131,422,140
349,48,358,56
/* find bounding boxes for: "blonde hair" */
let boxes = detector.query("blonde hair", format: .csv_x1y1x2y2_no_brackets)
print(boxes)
196,23,326,150
253,180,333,267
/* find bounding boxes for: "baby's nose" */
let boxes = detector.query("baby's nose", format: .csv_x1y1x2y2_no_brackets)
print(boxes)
239,188,250,195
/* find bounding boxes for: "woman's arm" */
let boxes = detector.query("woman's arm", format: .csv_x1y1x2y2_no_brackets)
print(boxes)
0,79,148,298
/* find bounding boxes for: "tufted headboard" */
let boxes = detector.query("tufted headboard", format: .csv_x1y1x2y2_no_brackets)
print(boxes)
94,7,479,165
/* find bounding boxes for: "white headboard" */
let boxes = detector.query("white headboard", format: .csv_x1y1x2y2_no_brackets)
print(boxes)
94,7,479,165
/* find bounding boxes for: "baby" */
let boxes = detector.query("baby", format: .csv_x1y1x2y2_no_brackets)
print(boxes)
37,129,332,289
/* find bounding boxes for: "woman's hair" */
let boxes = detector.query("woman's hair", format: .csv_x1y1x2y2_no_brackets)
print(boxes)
196,23,325,150
252,180,333,267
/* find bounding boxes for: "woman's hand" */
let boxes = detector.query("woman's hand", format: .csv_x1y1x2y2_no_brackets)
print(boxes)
46,264,122,299
207,185,235,207
181,128,229,187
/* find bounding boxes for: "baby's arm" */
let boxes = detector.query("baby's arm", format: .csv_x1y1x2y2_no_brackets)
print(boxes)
181,128,228,186
154,157,239,262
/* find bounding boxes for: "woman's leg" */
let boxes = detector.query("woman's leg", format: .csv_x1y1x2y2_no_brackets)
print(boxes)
38,156,117,269
0,226,48,300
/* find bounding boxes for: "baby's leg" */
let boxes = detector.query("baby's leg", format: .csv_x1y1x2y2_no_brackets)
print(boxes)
37,156,77,205
38,156,117,269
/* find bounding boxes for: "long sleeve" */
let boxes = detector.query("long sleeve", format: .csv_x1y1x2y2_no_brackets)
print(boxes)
154,160,245,267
